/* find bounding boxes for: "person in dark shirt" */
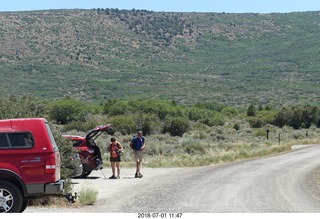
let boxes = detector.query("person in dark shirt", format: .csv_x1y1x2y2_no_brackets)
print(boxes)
130,131,146,178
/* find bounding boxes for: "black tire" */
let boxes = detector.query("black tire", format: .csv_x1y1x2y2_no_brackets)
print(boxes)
82,170,92,178
0,181,23,213
74,165,92,178
79,164,92,178
19,199,29,213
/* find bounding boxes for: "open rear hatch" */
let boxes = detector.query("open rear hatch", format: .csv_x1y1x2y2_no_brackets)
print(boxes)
85,124,114,140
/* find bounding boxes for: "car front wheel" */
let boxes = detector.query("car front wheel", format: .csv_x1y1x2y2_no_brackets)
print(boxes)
0,181,23,213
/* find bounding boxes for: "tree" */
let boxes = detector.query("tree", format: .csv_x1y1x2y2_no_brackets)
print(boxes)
291,107,302,129
273,105,320,129
140,114,162,135
233,122,240,131
247,104,256,117
301,105,320,128
164,116,190,137
222,106,238,116
107,101,132,116
0,95,47,119
49,98,89,124
273,107,291,128
108,115,136,135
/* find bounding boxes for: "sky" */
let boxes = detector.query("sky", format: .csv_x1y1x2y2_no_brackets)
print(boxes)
1,0,320,13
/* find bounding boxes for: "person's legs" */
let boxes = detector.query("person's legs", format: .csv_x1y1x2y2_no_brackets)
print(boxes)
134,151,138,177
116,161,120,178
134,151,143,178
110,161,116,178
136,161,140,175
139,151,143,177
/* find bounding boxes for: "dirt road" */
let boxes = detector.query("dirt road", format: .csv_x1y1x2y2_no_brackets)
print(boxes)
26,145,320,213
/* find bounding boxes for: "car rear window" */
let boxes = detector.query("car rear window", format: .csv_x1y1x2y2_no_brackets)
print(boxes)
45,123,58,151
0,132,35,149
72,140,83,147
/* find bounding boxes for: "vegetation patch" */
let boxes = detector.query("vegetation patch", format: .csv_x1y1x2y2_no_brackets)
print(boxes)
78,188,99,206
2,95,320,208
1,10,320,106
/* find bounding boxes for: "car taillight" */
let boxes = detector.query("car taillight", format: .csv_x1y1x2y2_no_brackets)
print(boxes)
45,158,56,174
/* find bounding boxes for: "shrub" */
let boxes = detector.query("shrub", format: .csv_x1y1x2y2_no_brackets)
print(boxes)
103,99,118,114
61,120,98,132
256,110,277,125
143,99,177,120
180,138,206,155
247,104,256,117
273,105,320,129
108,114,136,135
200,113,225,127
192,122,210,131
50,125,77,193
140,114,162,135
49,98,90,124
249,118,263,128
233,122,240,131
0,95,48,119
108,101,133,116
164,116,190,136
188,107,215,121
222,107,238,116
78,188,99,205
255,129,266,137
194,102,224,111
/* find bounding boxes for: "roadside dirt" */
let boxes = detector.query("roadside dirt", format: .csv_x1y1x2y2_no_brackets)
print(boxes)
25,167,185,213
25,145,320,213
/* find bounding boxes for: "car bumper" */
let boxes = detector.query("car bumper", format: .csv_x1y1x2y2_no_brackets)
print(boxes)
95,159,103,170
45,180,64,195
72,163,83,178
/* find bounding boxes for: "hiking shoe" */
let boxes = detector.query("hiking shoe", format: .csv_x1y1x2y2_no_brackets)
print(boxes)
135,173,139,178
138,173,143,178
109,175,117,179
117,176,120,179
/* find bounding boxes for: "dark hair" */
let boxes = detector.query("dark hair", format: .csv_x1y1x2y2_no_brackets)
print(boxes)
111,137,116,142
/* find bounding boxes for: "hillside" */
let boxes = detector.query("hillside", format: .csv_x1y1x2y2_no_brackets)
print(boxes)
1,9,320,107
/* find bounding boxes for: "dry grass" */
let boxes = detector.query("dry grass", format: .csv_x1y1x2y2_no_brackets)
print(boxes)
28,195,82,208
118,124,320,168
78,188,99,205
66,122,320,169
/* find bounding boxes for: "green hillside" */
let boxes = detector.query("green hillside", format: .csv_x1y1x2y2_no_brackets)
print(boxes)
1,9,320,107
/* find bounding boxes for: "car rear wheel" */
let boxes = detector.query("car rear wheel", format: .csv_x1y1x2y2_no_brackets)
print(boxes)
74,165,92,178
82,170,92,178
0,181,23,213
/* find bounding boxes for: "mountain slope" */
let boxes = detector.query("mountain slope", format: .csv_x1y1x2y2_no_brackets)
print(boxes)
1,9,320,107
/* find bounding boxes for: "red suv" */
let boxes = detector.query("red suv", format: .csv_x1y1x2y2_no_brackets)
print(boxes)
0,118,64,213
62,124,113,178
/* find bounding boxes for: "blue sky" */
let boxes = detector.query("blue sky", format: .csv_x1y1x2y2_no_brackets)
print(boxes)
0,0,320,13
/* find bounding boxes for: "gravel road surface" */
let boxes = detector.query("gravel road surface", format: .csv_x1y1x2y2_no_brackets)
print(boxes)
26,145,320,213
